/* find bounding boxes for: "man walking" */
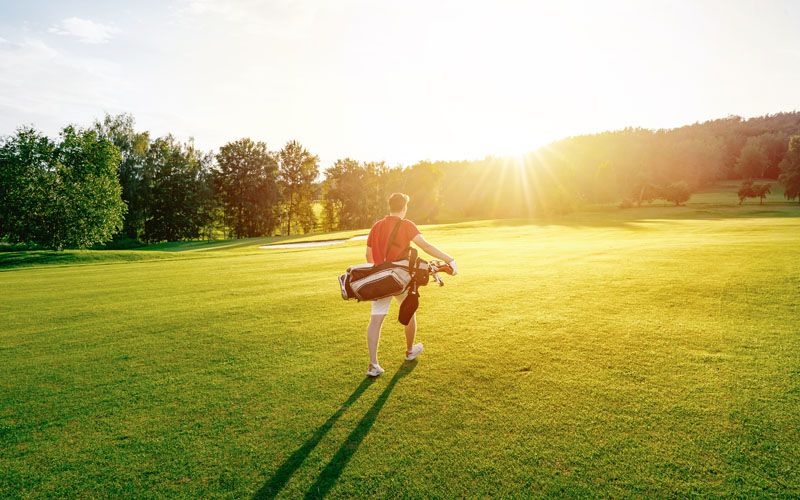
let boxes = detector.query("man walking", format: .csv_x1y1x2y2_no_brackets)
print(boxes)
364,193,458,377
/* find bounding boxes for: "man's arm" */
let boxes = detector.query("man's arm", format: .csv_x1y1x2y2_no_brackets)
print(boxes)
412,234,453,262
366,246,374,264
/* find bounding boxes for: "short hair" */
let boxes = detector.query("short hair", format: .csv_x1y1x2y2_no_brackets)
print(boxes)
388,192,410,212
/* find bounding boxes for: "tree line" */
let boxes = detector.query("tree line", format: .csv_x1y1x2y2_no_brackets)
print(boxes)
2,112,800,249
326,113,800,224
1,114,324,248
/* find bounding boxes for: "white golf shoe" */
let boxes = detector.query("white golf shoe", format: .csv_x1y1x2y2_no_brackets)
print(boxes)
405,343,424,361
366,364,385,378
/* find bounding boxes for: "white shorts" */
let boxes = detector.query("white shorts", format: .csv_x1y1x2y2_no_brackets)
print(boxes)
371,293,408,316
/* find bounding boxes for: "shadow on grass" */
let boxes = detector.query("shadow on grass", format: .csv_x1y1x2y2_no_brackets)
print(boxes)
254,361,417,499
0,250,156,269
303,361,417,499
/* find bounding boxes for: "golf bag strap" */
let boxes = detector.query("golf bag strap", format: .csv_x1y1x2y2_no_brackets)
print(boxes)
383,218,404,263
407,248,418,276
405,247,418,292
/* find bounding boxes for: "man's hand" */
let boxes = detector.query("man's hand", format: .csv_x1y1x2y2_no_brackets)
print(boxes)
447,259,458,276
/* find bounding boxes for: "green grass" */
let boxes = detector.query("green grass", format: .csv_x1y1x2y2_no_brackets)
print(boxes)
2,187,799,497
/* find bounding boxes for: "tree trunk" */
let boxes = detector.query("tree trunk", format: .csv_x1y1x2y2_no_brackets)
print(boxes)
286,188,296,236
238,204,243,239
286,197,293,236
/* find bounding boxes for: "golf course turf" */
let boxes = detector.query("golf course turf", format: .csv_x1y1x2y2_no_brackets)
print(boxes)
2,187,799,497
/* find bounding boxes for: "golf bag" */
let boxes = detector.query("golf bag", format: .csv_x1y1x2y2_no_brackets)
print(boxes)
339,249,431,302
338,219,430,302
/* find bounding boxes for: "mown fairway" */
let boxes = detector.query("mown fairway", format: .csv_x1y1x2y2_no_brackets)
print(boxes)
2,198,800,497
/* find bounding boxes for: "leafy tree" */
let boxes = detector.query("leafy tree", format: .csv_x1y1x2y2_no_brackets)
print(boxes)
735,138,769,179
0,126,125,250
322,158,362,230
322,159,390,230
0,127,54,243
216,138,279,237
751,132,788,179
362,161,390,222
737,180,754,205
93,113,150,239
753,183,771,204
738,180,772,205
197,167,220,240
660,181,691,206
47,126,127,249
320,182,337,232
402,162,442,223
141,136,213,242
628,172,660,207
779,135,800,203
278,140,319,235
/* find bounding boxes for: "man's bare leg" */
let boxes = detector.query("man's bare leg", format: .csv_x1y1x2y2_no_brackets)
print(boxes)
404,313,416,356
367,314,386,368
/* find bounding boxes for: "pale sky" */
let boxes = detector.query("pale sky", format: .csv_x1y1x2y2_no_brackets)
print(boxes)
1,0,799,166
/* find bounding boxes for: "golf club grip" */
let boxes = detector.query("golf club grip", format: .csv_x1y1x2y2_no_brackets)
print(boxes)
434,264,454,275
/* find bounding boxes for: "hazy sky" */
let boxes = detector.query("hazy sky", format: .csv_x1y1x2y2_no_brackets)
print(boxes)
1,0,799,166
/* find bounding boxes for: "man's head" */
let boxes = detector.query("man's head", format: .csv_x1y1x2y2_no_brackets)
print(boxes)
388,192,410,217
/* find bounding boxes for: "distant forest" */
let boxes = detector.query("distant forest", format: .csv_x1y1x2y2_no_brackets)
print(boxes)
431,112,800,220
2,112,800,249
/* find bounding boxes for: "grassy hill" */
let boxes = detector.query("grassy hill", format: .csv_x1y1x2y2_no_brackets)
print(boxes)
1,182,799,497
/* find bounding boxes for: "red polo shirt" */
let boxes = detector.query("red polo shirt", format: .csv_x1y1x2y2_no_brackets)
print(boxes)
367,216,420,264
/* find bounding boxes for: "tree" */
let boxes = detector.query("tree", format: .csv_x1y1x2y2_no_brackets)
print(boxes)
322,158,362,230
735,138,768,179
779,135,800,203
738,180,772,205
322,159,389,231
216,138,279,238
753,183,771,204
362,162,389,224
737,180,755,205
660,181,691,206
402,162,442,223
751,132,788,179
0,126,125,250
197,167,219,240
0,127,54,243
48,126,127,249
93,113,150,239
141,136,213,242
628,172,659,207
278,140,319,235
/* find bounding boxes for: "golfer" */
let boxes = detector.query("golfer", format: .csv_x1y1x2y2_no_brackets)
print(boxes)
365,193,458,377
